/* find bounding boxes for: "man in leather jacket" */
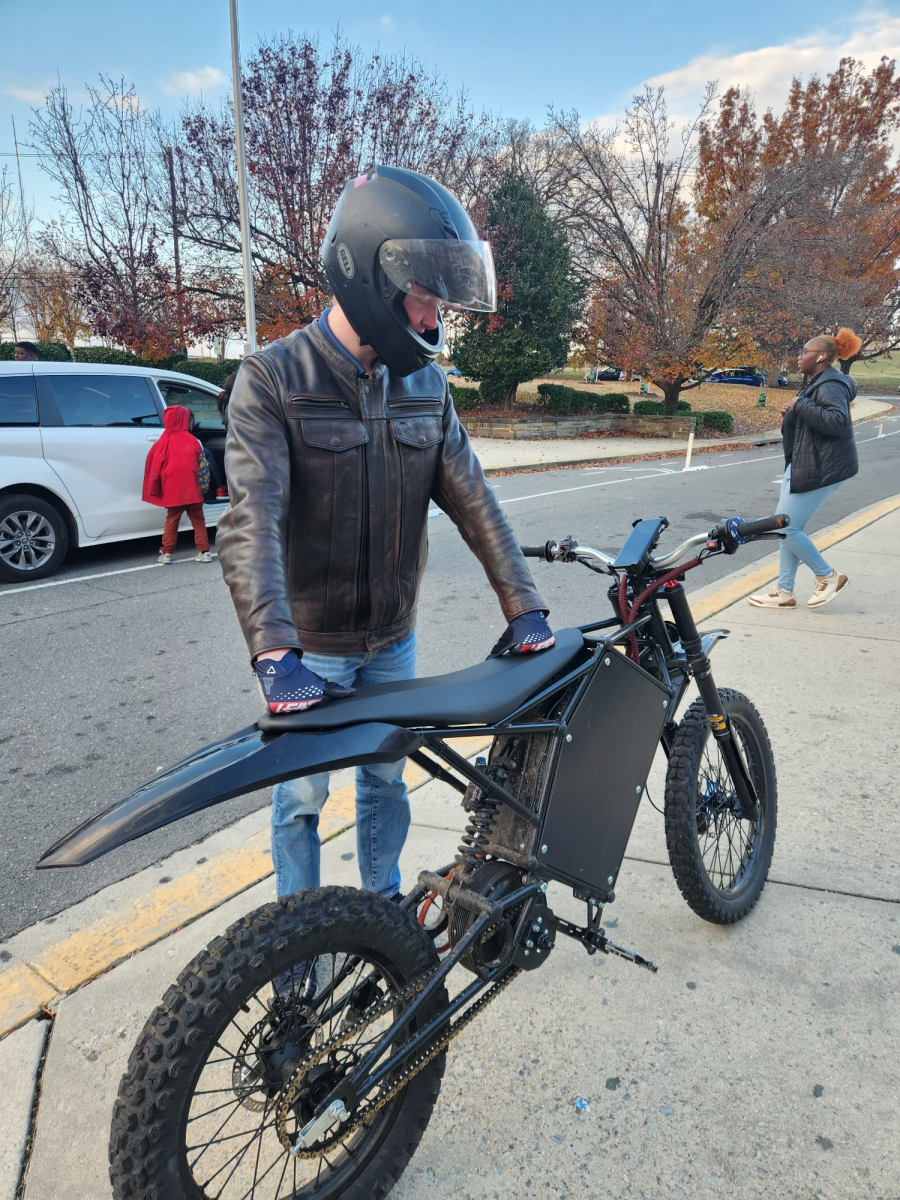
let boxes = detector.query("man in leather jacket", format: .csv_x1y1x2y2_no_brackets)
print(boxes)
216,167,553,904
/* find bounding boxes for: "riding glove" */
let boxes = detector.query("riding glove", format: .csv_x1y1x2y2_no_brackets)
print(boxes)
254,650,355,714
489,610,556,657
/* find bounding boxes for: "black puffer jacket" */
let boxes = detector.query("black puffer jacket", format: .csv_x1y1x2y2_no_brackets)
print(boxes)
781,366,858,493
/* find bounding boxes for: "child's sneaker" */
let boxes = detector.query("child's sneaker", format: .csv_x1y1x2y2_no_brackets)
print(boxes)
748,585,795,608
807,571,849,608
158,552,172,565
194,551,212,563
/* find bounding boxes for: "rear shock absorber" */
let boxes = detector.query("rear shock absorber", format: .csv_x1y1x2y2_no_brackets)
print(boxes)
454,757,512,872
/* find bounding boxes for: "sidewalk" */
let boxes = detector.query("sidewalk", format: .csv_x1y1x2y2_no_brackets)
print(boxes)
2,498,899,1200
472,396,895,473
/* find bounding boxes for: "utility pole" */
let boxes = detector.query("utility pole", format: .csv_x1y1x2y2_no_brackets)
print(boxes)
164,146,185,354
229,0,257,354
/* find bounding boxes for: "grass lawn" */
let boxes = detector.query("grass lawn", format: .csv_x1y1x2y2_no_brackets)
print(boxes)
846,354,900,394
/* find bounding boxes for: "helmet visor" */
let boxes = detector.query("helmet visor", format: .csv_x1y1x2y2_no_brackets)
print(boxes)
378,239,496,312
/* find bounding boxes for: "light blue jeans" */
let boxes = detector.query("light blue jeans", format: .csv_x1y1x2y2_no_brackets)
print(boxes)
777,465,846,591
270,631,416,900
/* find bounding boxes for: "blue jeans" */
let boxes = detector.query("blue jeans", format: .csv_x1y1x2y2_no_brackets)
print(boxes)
777,465,846,591
270,631,416,899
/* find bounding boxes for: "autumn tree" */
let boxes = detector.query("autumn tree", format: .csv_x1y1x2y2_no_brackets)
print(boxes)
549,87,824,412
698,60,900,373
17,250,90,350
452,174,580,408
168,32,502,340
0,167,31,336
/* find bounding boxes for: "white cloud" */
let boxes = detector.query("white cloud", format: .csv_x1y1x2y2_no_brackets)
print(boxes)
4,83,49,105
379,14,395,30
160,66,228,96
645,8,900,118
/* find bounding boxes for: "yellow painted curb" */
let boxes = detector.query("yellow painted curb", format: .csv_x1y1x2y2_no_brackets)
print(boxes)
0,735,490,1037
692,493,900,623
0,964,58,1035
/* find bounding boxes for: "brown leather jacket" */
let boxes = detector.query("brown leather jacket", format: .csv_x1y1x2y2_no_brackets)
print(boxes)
216,322,545,659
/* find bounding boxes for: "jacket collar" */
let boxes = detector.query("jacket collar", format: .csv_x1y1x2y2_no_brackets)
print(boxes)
804,364,857,398
305,321,386,384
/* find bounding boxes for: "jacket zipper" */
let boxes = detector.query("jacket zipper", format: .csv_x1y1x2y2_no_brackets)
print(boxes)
387,398,442,409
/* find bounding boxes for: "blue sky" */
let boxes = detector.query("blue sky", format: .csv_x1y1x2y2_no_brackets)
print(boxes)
3,1,900,219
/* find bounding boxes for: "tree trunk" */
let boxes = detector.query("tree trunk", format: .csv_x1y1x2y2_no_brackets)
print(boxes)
503,382,518,410
659,380,681,415
838,355,859,375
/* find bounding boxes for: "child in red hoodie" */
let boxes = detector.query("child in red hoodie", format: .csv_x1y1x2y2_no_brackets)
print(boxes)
142,405,211,564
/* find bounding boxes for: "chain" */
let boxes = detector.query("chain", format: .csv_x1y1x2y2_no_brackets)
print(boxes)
275,963,521,1157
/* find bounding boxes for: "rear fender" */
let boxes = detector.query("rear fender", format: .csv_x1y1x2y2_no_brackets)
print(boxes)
38,722,423,868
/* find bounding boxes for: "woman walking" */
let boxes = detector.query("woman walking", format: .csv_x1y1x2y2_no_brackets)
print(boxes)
749,328,861,609
142,404,211,565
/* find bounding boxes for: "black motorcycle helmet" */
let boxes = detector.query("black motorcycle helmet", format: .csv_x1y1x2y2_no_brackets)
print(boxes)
322,165,496,377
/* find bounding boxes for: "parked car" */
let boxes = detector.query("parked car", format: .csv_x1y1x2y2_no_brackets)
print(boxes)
594,365,623,381
0,362,231,583
444,367,462,377
706,367,766,387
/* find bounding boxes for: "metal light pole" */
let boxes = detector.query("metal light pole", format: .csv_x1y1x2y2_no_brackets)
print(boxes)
229,0,258,354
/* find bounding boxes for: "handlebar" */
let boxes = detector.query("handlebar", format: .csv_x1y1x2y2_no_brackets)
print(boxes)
735,514,790,538
520,513,791,574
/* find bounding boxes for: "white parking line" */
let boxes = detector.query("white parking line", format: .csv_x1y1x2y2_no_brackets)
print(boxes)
1,554,219,595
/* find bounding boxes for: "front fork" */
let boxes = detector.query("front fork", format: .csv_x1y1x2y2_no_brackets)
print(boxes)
663,582,760,822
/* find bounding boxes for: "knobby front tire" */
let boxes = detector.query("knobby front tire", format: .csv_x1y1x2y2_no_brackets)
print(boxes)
664,689,777,924
109,887,447,1200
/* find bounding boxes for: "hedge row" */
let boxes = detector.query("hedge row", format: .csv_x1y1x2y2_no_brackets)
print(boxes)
167,359,243,387
0,341,241,388
698,409,734,433
0,340,71,361
632,399,693,415
537,383,630,416
448,381,480,412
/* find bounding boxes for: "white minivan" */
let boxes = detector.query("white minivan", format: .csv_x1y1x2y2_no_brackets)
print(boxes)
0,361,231,583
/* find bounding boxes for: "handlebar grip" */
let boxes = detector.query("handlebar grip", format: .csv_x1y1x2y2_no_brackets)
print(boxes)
519,545,548,559
735,513,790,538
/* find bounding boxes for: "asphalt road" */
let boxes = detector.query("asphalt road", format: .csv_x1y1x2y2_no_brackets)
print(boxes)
2,417,898,939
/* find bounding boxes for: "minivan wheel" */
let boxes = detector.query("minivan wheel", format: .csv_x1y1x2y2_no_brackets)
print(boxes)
0,494,69,582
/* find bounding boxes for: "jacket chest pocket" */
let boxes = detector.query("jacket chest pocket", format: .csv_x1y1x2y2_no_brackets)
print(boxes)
391,415,443,449
294,418,368,504
391,415,443,502
299,418,368,451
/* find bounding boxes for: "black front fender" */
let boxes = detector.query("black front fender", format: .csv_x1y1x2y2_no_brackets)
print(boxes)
38,722,423,869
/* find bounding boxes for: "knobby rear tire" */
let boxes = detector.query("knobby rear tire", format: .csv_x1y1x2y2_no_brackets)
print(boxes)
109,887,446,1200
664,689,777,924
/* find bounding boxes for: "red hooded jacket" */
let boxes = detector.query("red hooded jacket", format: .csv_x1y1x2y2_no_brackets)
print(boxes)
142,405,204,508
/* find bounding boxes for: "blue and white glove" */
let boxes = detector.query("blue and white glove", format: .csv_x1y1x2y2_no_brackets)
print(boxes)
489,611,556,658
254,650,355,714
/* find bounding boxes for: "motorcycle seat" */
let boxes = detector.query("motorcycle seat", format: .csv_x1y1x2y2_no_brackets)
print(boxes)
256,627,586,733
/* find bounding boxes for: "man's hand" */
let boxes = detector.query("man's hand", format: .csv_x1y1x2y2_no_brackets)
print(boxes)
489,611,556,657
254,649,355,714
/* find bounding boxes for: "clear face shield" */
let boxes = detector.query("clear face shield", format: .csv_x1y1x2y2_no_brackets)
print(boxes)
378,239,497,313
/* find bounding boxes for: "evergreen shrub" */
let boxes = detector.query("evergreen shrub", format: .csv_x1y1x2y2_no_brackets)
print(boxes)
699,409,734,433
0,341,71,361
448,382,480,412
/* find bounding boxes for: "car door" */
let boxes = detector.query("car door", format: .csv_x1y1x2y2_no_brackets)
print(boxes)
153,378,228,500
36,372,164,538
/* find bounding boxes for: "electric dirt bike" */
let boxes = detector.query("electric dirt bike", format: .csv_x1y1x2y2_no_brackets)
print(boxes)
39,510,788,1200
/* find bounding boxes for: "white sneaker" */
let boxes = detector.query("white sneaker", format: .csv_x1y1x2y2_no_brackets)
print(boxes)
195,551,212,563
158,552,172,565
808,571,849,608
748,585,796,608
